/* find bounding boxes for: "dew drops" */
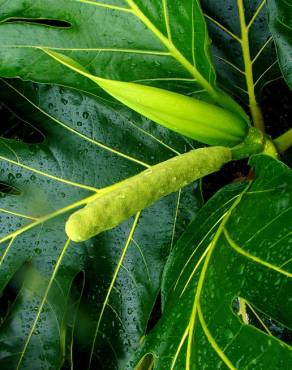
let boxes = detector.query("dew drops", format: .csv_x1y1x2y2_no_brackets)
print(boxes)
8,173,15,181
224,328,234,340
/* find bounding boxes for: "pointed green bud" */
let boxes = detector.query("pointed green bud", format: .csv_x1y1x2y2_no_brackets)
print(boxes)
42,49,249,147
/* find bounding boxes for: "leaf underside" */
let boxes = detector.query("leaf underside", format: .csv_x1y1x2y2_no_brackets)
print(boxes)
202,0,281,104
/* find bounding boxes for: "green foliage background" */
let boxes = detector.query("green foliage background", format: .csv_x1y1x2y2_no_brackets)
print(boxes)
0,0,291,369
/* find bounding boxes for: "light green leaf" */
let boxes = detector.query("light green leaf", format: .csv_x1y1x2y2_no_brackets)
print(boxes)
129,155,292,369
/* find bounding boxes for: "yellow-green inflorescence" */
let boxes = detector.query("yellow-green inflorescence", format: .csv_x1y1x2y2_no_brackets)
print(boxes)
41,50,265,242
66,147,232,242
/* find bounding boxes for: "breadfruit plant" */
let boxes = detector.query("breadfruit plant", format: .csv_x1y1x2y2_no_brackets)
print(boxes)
0,0,291,369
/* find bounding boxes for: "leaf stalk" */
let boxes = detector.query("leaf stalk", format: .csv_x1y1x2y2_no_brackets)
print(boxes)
274,129,292,153
237,0,265,133
231,127,264,159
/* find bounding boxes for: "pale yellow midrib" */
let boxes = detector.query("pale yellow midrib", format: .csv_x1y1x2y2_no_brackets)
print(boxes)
224,228,292,278
237,0,265,131
125,0,217,99
88,212,140,367
15,238,71,369
185,184,250,369
205,1,266,130
198,304,236,369
72,0,132,12
2,80,150,170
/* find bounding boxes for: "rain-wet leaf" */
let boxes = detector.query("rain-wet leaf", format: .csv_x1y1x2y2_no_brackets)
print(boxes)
129,155,292,369
202,0,281,128
0,79,202,369
0,0,217,99
0,1,290,369
267,0,292,89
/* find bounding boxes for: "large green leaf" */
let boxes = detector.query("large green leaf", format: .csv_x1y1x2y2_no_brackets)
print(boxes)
0,0,217,98
0,79,202,369
129,155,292,369
267,0,292,89
202,0,281,129
0,0,251,121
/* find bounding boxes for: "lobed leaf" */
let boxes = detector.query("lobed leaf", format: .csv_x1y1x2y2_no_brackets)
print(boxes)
202,0,282,131
0,79,202,369
129,155,292,369
267,0,292,89
0,0,215,99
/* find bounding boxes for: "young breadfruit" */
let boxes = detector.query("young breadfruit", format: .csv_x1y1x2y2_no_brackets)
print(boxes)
66,146,232,242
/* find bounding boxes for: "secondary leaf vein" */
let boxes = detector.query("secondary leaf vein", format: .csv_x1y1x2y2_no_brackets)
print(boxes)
224,228,292,278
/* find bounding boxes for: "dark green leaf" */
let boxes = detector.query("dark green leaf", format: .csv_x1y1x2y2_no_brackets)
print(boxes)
202,0,281,129
0,0,250,120
267,0,292,89
129,155,292,369
0,0,215,98
0,79,202,369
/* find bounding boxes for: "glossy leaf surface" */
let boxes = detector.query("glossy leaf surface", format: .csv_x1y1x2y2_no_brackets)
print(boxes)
0,0,217,98
0,79,202,369
202,0,281,110
267,0,292,89
129,155,292,369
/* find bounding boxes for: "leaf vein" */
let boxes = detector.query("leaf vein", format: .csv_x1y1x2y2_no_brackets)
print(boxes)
198,304,236,370
16,238,71,369
88,212,140,367
247,0,266,30
72,0,132,12
3,79,150,169
0,208,37,220
224,229,292,278
204,14,241,43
